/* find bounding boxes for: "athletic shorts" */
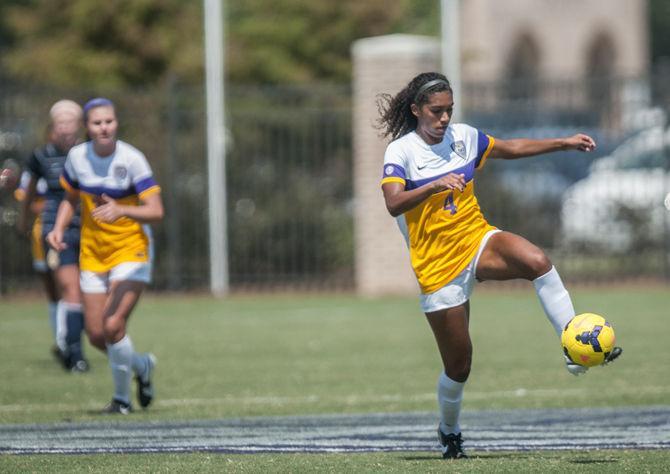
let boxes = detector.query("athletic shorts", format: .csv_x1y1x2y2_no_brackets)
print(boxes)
42,226,80,269
419,229,501,313
80,261,152,294
45,245,79,269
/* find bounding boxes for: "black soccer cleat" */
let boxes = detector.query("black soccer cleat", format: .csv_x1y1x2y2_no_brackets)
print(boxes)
101,399,132,415
438,428,467,459
603,346,623,364
136,353,156,409
70,358,90,373
51,345,69,370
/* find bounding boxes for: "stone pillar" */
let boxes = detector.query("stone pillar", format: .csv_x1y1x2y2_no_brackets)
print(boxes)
352,34,440,296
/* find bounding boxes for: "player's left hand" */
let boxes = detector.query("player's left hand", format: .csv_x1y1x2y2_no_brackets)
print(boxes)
566,133,596,152
91,194,123,223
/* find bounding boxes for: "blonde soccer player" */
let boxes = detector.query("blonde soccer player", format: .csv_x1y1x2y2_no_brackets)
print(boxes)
377,72,622,459
18,101,88,372
47,98,163,414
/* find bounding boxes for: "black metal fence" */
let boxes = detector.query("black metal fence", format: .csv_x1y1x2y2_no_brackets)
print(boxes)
0,74,668,294
466,75,670,283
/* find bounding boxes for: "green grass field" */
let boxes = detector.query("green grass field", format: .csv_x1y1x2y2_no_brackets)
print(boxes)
1,287,669,471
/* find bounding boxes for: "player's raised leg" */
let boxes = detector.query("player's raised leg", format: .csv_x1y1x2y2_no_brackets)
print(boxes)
476,231,574,326
476,231,621,374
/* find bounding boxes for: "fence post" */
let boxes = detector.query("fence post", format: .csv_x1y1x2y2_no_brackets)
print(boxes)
165,75,182,289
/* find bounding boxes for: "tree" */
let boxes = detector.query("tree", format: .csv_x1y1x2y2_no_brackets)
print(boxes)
1,0,203,89
0,0,438,88
227,0,403,84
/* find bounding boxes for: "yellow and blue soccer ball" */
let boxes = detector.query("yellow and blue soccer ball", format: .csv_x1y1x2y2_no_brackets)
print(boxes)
562,313,616,367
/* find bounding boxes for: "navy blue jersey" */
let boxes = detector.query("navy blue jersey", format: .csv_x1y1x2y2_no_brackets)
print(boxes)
26,143,81,233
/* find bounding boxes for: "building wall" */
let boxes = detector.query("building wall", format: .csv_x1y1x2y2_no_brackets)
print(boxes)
461,0,649,82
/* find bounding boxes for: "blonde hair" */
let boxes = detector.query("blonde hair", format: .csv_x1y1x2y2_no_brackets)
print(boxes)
49,99,83,122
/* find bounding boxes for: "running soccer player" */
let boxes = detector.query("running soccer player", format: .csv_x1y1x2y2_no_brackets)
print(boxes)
15,172,64,364
18,101,88,372
377,72,622,459
47,97,162,414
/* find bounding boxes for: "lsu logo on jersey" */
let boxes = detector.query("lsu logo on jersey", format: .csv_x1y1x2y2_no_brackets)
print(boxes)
451,140,466,158
113,165,128,180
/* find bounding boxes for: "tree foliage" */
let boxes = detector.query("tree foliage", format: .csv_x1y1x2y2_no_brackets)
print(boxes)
0,0,440,88
228,0,402,84
3,0,667,87
1,0,203,89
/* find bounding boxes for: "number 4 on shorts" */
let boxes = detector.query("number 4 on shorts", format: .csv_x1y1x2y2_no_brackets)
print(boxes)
443,192,457,214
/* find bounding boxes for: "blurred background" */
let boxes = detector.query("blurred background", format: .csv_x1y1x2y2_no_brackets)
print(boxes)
0,0,668,294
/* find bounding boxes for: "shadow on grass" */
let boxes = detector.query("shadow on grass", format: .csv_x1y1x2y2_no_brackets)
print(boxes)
402,452,535,461
569,458,618,464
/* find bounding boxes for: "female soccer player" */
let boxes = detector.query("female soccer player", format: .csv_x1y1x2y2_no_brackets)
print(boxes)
18,101,88,372
47,98,163,414
16,172,62,364
377,72,622,459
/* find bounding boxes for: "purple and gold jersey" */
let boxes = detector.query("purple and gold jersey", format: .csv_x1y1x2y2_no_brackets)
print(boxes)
60,140,161,273
381,124,496,294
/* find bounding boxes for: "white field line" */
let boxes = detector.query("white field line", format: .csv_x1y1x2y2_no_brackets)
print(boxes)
1,385,668,414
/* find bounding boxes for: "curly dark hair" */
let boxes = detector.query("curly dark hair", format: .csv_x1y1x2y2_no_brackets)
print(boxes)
376,72,452,141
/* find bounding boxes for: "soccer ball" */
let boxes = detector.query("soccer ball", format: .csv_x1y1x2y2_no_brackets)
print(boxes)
562,313,616,367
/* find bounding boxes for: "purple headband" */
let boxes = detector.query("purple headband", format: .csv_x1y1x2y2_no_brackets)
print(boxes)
83,97,114,119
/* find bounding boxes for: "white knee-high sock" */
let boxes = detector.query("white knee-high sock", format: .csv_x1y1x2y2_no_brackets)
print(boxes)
438,372,465,435
533,266,575,337
131,352,149,381
107,335,134,405
55,300,67,352
48,302,58,342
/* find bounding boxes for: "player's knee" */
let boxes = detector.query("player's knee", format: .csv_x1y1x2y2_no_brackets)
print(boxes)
446,358,471,382
59,281,81,303
526,249,552,279
87,331,106,351
103,316,125,342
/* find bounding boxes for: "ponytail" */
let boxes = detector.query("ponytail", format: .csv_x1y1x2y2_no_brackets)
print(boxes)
376,72,452,141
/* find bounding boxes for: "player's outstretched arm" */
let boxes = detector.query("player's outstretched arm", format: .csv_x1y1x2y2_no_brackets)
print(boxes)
489,133,596,160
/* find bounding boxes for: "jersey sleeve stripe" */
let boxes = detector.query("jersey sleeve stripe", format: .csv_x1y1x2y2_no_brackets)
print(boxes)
381,176,406,186
138,185,161,200
476,135,495,169
59,174,78,193
134,176,159,195
382,163,406,179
